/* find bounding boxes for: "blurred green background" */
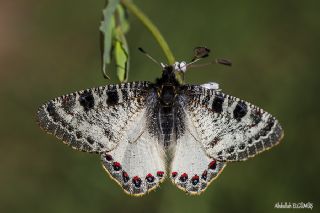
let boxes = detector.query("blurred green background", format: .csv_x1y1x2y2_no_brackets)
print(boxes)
1,0,319,212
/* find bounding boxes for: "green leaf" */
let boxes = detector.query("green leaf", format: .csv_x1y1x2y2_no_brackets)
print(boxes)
100,0,120,79
100,0,131,82
114,35,129,82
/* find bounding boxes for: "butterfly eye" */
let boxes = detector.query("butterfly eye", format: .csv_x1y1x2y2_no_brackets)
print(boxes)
174,61,187,72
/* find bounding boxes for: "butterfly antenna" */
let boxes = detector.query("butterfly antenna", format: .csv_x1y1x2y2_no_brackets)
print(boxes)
186,47,232,69
215,58,232,66
188,58,233,68
138,47,164,68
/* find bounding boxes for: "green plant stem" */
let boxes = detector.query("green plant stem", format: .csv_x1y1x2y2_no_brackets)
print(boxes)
121,0,175,65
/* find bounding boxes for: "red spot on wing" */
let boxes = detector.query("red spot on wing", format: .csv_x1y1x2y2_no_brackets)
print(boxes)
201,170,207,180
191,175,199,185
157,171,164,178
132,176,142,187
146,173,155,183
171,172,178,178
179,173,188,182
208,160,217,170
112,162,122,171
122,171,129,183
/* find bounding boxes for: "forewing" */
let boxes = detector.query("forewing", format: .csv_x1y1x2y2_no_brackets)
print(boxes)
170,106,226,194
183,85,284,162
36,81,151,153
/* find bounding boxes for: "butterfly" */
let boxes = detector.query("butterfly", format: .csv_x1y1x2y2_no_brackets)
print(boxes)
36,47,284,196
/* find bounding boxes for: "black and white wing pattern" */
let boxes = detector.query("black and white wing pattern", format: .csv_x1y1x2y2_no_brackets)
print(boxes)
170,105,226,194
170,85,283,194
184,85,284,162
100,96,166,195
37,82,150,153
36,82,166,195
171,94,226,194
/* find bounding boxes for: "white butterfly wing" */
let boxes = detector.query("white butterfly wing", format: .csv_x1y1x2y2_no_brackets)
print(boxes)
170,86,283,194
37,82,167,195
37,82,150,153
170,110,226,194
184,85,284,162
101,108,166,195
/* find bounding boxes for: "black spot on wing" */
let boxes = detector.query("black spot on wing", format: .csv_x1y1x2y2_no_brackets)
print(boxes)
264,117,275,132
239,149,249,160
262,137,272,148
201,92,211,105
61,95,76,114
209,136,220,148
121,89,128,102
250,109,262,127
227,153,237,160
106,90,119,105
249,120,283,155
86,136,95,144
238,143,246,150
248,145,256,156
76,131,83,139
67,126,73,132
104,128,114,141
37,106,54,130
226,146,235,154
255,141,264,152
255,117,276,139
79,90,95,111
212,93,224,113
46,101,56,117
46,101,63,124
233,101,248,121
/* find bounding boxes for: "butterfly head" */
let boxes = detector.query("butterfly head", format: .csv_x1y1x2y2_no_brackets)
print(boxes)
140,46,231,89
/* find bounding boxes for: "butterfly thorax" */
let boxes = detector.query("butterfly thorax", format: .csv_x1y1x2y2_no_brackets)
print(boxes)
155,65,180,105
150,65,184,147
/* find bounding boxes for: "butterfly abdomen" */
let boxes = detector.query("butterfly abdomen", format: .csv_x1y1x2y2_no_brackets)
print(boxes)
158,106,175,147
